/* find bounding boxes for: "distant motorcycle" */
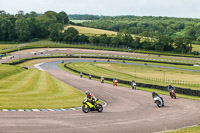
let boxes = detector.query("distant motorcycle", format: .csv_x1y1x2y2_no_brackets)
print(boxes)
113,80,118,86
100,77,104,83
170,88,176,99
82,98,103,113
152,92,164,108
131,82,136,90
89,75,92,80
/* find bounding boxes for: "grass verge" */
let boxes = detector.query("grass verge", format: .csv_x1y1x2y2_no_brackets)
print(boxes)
163,125,200,133
0,64,85,109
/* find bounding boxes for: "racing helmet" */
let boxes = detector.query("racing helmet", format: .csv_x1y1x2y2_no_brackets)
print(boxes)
85,90,90,96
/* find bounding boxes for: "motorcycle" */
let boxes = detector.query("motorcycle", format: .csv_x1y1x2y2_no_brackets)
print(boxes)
170,89,176,99
100,78,104,83
113,80,118,86
152,92,164,108
82,98,103,113
131,82,136,90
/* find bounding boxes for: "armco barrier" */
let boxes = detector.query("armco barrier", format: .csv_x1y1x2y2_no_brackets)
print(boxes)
64,63,200,97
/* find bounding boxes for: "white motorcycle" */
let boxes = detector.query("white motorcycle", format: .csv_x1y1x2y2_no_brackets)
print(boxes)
152,92,164,108
131,82,136,90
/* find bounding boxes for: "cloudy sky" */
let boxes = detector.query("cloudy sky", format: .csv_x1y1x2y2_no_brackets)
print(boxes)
0,0,199,18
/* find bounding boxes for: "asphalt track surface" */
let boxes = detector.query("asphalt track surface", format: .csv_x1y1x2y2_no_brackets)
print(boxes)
0,50,200,133
0,59,199,133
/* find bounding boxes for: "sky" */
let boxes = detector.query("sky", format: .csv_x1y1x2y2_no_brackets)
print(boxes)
0,0,200,18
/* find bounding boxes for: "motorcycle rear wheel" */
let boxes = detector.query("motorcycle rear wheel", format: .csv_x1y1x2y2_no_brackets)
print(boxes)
156,101,161,108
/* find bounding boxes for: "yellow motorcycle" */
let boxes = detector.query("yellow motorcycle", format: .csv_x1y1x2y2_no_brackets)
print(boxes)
82,98,103,113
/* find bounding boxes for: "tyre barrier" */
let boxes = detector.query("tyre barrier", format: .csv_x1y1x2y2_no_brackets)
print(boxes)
64,63,200,97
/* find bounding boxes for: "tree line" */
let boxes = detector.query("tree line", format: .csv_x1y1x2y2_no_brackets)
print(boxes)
71,15,200,53
52,27,195,54
0,10,69,42
0,12,198,54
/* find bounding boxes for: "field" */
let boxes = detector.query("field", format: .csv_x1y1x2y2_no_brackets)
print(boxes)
64,25,117,36
0,64,84,109
193,44,200,52
60,62,200,90
0,44,17,50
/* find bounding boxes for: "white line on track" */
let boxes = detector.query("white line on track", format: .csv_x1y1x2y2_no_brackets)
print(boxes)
34,63,45,71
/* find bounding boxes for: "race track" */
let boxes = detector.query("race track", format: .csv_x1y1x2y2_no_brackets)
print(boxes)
0,59,199,133
0,48,200,133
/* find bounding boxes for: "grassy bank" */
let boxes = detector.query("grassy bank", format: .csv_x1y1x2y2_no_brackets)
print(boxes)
0,64,24,79
0,64,85,109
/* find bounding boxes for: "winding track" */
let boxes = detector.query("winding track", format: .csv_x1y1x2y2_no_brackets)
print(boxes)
0,49,200,133
0,59,199,133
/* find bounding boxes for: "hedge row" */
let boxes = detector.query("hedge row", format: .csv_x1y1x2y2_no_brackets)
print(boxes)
64,63,200,97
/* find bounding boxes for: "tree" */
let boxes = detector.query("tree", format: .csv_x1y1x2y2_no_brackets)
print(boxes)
15,18,31,42
154,34,171,52
174,37,189,53
15,10,25,19
121,32,133,46
0,16,16,41
78,34,89,42
63,27,79,42
57,11,69,24
88,35,99,44
48,23,64,41
99,34,110,44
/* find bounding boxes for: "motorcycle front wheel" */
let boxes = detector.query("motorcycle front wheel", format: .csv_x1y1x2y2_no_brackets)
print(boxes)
174,94,176,99
97,105,103,112
82,105,90,113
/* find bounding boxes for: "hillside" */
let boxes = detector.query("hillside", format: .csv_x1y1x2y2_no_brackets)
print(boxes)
64,25,117,36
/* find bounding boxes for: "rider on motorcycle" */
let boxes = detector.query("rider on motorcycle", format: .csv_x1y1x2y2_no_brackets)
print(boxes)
85,90,96,105
131,80,136,86
101,76,104,82
168,83,173,91
113,77,118,86
152,92,164,103
168,83,175,94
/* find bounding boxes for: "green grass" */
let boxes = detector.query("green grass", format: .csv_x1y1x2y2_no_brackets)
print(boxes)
61,62,200,90
124,60,200,71
163,125,200,133
0,64,85,109
0,44,17,50
59,63,200,101
0,64,24,79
